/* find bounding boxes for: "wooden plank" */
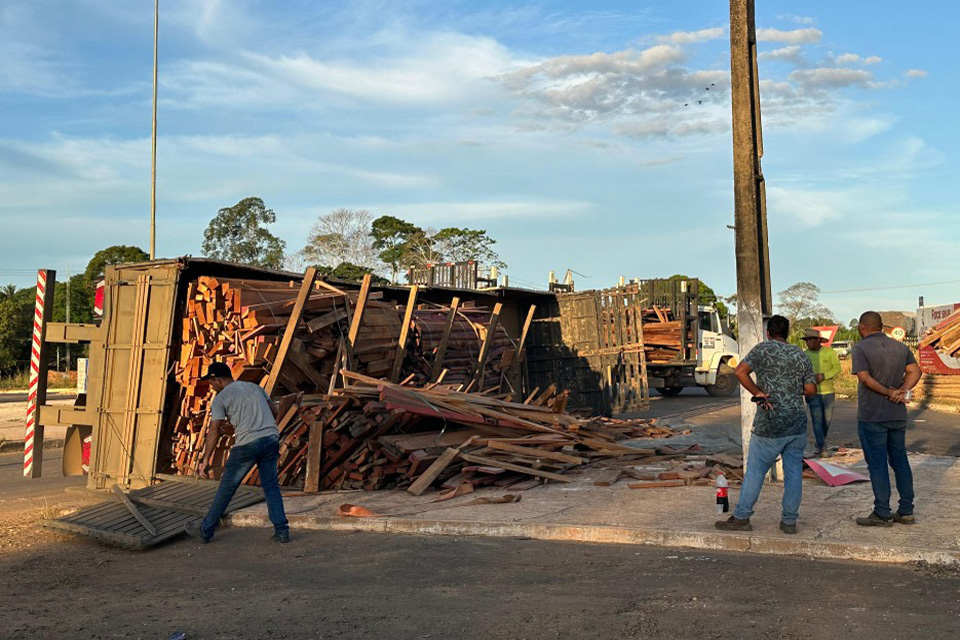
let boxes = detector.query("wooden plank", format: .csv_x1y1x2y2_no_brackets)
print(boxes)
510,304,536,390
306,307,349,333
459,452,572,483
346,274,373,357
112,484,158,536
264,267,318,396
486,440,585,465
430,297,460,383
303,419,324,493
472,302,502,389
390,286,419,383
407,447,459,496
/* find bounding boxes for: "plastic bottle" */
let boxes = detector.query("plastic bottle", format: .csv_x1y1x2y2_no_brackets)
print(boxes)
715,473,729,514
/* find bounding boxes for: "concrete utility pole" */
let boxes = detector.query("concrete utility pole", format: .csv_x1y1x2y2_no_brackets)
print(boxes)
149,0,159,259
730,0,773,468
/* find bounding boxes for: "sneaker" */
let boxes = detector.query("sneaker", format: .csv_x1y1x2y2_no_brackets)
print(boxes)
779,521,797,535
855,512,893,527
892,512,916,525
715,516,752,531
184,520,211,543
271,532,291,543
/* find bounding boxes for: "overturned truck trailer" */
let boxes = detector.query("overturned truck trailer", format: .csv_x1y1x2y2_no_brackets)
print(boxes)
28,258,551,491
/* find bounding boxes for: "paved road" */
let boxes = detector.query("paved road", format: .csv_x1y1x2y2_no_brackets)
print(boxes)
638,391,960,457
3,528,959,639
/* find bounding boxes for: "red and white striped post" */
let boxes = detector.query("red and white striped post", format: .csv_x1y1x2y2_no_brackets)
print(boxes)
24,269,55,479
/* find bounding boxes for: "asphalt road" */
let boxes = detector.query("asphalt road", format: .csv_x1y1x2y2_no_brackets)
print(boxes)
3,528,959,639
641,390,960,457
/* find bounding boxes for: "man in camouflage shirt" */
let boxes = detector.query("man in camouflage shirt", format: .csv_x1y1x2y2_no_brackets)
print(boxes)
716,315,816,534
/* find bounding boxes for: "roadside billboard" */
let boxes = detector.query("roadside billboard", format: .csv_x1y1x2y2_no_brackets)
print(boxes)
917,302,960,375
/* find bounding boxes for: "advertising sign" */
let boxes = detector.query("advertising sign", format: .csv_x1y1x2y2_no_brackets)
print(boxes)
917,302,960,375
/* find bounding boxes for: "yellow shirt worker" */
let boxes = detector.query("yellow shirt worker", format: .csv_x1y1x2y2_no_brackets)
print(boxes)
802,329,842,457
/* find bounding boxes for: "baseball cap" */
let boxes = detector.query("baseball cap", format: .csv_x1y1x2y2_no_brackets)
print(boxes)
200,362,233,380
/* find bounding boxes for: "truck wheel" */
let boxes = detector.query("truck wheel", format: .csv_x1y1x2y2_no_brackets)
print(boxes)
705,364,737,397
655,387,684,397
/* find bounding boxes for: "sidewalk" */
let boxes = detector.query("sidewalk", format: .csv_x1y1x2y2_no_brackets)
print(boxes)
228,446,960,567
0,396,72,452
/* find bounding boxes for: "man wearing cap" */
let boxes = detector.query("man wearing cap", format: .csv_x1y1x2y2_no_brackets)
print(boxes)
185,362,290,543
802,329,842,457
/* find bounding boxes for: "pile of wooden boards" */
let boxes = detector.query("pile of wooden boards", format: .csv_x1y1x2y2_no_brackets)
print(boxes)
167,273,523,478
405,302,517,393
640,307,684,364
920,309,960,358
249,371,682,493
912,374,960,404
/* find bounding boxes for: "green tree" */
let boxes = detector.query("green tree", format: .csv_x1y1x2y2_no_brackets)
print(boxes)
370,215,422,282
0,288,34,374
668,275,729,318
202,197,286,268
84,245,149,282
317,262,389,284
432,227,506,269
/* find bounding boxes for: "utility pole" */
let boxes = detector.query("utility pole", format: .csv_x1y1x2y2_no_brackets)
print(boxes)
730,0,773,469
65,272,71,371
149,0,159,259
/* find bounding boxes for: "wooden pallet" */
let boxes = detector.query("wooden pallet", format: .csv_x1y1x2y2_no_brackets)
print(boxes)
43,475,264,550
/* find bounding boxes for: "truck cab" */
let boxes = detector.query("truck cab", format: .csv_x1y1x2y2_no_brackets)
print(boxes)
694,305,739,394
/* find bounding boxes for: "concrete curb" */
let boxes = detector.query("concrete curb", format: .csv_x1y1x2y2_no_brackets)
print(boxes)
0,438,64,453
226,511,960,568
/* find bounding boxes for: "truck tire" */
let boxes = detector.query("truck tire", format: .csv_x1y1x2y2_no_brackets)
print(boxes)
655,386,684,397
705,363,737,397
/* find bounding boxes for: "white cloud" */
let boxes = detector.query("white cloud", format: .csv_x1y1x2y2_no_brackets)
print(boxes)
789,68,875,90
390,199,594,222
863,56,883,65
656,27,724,45
836,53,861,65
164,31,514,109
905,69,928,78
759,45,806,66
756,28,823,44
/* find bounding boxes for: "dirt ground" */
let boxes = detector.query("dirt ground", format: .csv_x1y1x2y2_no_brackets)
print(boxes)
1,525,959,639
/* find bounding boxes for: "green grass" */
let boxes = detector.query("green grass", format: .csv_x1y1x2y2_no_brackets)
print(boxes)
833,358,858,399
0,370,77,391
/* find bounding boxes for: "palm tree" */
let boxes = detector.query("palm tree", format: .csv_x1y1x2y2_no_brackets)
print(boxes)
0,284,17,301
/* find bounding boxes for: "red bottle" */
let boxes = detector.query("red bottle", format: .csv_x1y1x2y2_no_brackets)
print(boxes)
715,473,729,514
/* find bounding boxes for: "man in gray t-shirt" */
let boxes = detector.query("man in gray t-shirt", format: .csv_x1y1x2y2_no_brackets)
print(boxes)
851,311,922,527
716,315,816,535
184,362,290,544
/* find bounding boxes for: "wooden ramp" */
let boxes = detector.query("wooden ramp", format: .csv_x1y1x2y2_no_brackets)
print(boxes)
44,474,264,550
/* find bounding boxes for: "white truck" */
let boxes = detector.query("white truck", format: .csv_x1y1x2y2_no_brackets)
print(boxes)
636,278,740,397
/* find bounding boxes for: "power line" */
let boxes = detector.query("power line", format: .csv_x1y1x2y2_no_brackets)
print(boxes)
820,279,960,295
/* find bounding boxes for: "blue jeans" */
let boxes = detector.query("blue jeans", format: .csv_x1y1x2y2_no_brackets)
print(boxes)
200,436,289,539
806,393,835,450
734,433,807,525
858,421,914,519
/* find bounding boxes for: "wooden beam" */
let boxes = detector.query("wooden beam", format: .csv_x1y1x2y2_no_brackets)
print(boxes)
390,286,419,382
345,274,373,368
263,267,318,397
508,304,536,391
303,420,323,493
112,484,158,536
44,322,102,344
472,302,502,390
458,452,571,483
429,297,460,383
407,447,459,496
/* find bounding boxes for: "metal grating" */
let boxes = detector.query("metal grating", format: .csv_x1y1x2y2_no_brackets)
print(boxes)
44,475,264,550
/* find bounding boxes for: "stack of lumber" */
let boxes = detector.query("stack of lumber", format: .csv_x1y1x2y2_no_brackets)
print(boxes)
169,275,403,477
243,371,680,493
404,302,517,392
640,307,684,363
919,309,960,357
912,374,960,404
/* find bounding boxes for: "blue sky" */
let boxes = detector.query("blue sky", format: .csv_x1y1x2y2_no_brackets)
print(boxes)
0,1,956,324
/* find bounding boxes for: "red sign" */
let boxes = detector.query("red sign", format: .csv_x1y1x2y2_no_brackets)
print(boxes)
918,308,960,375
811,325,839,346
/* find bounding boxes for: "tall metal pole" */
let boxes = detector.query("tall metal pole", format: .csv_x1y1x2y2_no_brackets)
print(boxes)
65,271,71,371
730,0,773,467
149,0,159,259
